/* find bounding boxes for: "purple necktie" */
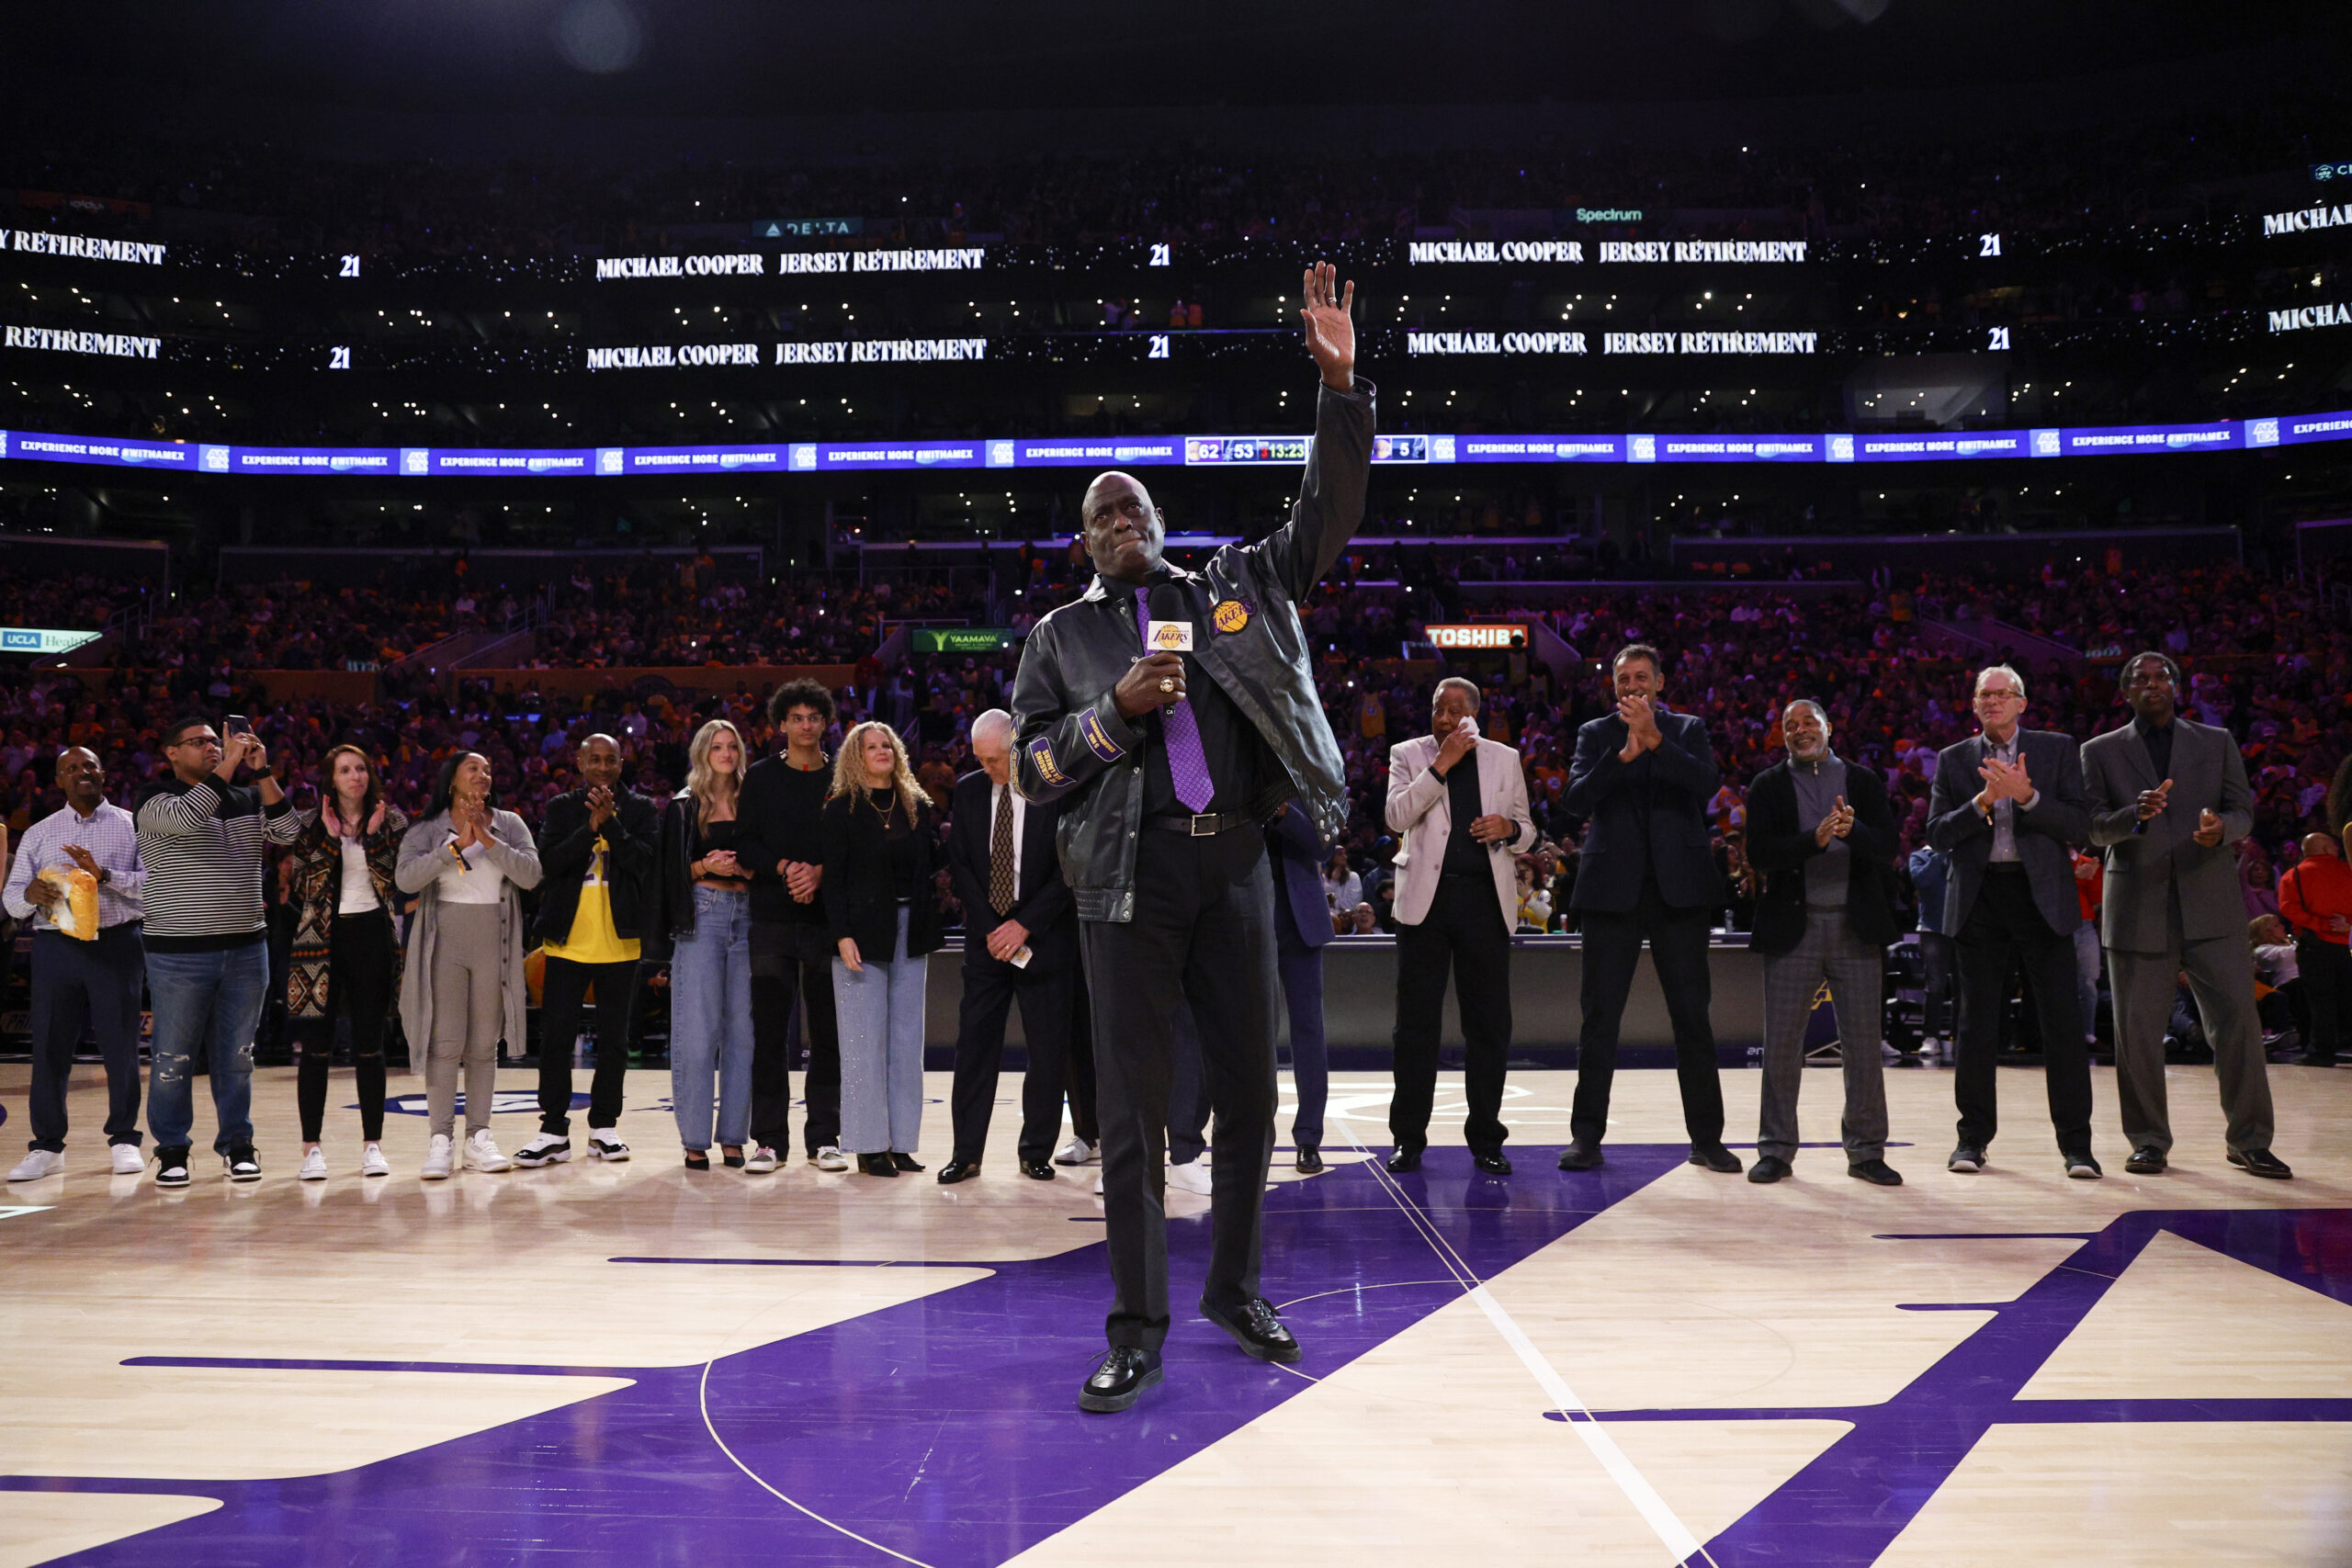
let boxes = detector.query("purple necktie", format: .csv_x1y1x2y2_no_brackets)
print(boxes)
1136,587,1216,813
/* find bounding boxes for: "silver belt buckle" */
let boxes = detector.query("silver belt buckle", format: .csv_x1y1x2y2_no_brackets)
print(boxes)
1190,813,1218,837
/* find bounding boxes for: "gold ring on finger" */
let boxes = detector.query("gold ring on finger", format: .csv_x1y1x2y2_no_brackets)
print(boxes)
1159,677,1176,694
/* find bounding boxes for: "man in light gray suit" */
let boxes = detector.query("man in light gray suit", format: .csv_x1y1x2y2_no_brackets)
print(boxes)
2081,651,2287,1179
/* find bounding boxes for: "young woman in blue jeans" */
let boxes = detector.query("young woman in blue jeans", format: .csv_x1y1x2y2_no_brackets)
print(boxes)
659,719,754,1169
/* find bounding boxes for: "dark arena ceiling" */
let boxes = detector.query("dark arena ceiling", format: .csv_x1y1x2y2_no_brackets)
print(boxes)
4,0,2345,127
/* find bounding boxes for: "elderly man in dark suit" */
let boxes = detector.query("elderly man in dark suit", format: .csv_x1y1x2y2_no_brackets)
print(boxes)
939,708,1079,1183
1265,801,1334,1174
1742,700,1903,1187
1559,643,1738,1175
1926,663,2100,1179
2082,652,2286,1179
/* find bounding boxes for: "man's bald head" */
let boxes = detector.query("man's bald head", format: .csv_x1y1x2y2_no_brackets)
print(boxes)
1080,470,1163,582
55,746,104,807
2303,831,2341,861
578,732,623,789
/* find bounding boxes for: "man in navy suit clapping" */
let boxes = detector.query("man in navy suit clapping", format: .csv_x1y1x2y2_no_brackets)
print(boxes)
1559,644,1739,1175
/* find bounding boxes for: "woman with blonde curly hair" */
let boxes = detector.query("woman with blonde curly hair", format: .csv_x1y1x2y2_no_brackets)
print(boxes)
655,718,755,1168
822,721,944,1177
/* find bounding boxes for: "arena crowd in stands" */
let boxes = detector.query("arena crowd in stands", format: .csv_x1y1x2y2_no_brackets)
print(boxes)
4,556,2346,946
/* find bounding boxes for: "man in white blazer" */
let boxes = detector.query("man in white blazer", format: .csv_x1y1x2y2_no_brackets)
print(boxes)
1384,676,1535,1175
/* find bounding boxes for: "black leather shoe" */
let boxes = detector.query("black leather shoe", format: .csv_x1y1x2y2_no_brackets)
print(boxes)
1947,1145,1986,1174
890,1153,924,1173
1021,1159,1057,1180
1384,1145,1423,1173
857,1154,899,1178
1848,1158,1904,1186
1471,1152,1513,1176
2064,1152,2103,1180
2124,1145,2166,1175
1078,1346,1163,1414
1294,1145,1324,1175
1556,1141,1604,1171
2229,1147,2294,1179
1201,1296,1301,1364
1690,1143,1743,1174
936,1160,979,1184
1747,1155,1792,1184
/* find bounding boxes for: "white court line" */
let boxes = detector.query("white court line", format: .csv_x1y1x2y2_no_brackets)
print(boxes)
1328,1108,1715,1568
697,1359,939,1568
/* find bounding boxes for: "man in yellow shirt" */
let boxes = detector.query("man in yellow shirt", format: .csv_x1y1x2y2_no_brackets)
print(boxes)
516,734,660,1166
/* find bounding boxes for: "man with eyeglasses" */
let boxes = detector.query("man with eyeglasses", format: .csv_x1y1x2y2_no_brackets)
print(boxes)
137,716,301,1185
2081,651,2286,1179
1925,666,2100,1179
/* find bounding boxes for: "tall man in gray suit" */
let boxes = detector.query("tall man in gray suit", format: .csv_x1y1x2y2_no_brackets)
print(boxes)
1926,664,2100,1179
2081,652,2288,1179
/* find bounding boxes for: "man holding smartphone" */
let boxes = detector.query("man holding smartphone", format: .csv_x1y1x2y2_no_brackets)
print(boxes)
137,714,302,1185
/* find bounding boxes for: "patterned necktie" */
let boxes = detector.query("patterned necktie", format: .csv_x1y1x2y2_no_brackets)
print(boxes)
989,784,1016,915
1135,586,1216,813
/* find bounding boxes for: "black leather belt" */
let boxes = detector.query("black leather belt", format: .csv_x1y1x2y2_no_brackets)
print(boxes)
1146,812,1252,836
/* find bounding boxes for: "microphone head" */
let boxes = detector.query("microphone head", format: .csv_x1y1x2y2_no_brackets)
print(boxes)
1144,581,1195,652
1146,581,1188,624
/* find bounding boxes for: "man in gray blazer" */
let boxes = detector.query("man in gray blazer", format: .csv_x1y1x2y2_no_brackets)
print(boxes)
2081,652,2287,1179
1926,665,2099,1178
1384,676,1535,1176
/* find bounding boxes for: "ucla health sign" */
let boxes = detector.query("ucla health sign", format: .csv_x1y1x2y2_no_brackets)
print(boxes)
0,626,103,656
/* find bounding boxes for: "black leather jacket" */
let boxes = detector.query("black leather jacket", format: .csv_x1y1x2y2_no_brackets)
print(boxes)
1011,378,1374,922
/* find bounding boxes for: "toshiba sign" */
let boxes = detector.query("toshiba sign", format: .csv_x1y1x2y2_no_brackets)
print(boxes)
1428,625,1527,649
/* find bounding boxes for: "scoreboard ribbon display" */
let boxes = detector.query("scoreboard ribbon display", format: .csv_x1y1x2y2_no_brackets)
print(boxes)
3,412,2346,476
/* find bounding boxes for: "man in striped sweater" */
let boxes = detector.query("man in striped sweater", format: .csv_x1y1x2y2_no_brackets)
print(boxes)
137,716,302,1185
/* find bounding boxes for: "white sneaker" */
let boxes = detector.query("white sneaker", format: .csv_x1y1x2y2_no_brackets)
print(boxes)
6,1149,62,1182
1092,1170,1105,1195
299,1148,329,1181
586,1133,630,1162
814,1145,850,1172
421,1134,455,1180
1168,1154,1213,1196
361,1144,391,1178
744,1145,778,1174
465,1129,512,1173
1054,1136,1100,1167
109,1145,144,1176
513,1132,572,1168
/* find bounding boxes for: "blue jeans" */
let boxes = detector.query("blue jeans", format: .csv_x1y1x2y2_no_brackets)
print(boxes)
145,940,270,1155
833,906,928,1155
2074,922,2103,1043
670,886,753,1151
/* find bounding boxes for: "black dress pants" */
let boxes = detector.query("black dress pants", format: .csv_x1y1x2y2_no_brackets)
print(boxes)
1388,874,1513,1156
947,946,1075,1166
750,918,842,1154
535,953,639,1136
2296,934,2352,1061
1080,827,1279,1352
1067,964,1100,1145
28,925,146,1152
1570,878,1725,1148
1953,864,2092,1156
294,909,398,1144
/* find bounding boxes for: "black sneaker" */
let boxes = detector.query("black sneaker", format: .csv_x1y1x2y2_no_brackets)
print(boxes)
224,1146,263,1182
154,1146,192,1187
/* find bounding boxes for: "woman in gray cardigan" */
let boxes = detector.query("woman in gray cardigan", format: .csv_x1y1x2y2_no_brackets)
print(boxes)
397,751,542,1179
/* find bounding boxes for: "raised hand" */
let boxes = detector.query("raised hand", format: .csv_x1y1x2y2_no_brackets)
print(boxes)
1433,723,1478,775
63,843,104,879
367,802,387,835
1114,653,1189,718
1615,694,1661,761
2135,779,2173,821
2193,807,2223,848
1299,261,1355,389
